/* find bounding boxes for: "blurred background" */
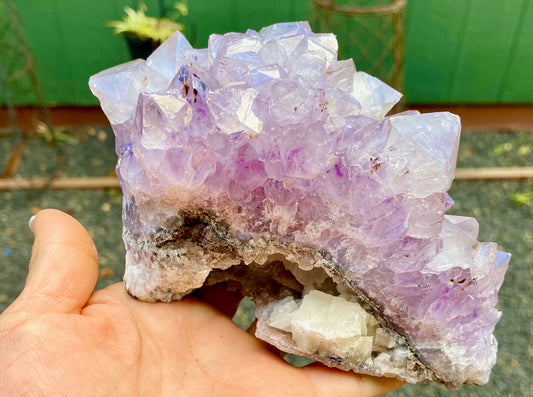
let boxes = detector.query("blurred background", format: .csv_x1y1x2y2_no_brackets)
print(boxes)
1,1,532,396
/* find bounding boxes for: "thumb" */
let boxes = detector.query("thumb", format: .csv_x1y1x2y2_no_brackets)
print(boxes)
15,209,99,315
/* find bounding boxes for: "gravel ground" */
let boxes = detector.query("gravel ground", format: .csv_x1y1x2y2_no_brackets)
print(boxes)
1,127,532,396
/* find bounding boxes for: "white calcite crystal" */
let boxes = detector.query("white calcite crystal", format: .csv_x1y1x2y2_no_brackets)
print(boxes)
89,22,510,389
266,290,376,360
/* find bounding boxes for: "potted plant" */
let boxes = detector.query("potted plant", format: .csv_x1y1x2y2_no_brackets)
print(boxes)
107,0,192,59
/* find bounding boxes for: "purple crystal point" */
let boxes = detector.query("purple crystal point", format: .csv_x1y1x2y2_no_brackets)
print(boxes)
89,22,510,389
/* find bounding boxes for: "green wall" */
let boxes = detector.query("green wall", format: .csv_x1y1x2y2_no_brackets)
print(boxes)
6,0,533,105
406,0,532,103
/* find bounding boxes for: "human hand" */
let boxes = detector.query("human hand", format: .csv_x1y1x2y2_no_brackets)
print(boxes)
0,209,404,396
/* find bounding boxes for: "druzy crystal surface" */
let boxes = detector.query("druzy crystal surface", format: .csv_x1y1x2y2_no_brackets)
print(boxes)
89,22,510,388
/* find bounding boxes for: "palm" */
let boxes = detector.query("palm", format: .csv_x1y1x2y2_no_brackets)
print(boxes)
88,285,318,395
0,210,403,396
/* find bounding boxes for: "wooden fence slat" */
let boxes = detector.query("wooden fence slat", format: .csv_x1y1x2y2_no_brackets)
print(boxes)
500,1,533,102
0,176,121,191
2,167,533,191
450,0,525,102
454,167,533,180
399,0,467,102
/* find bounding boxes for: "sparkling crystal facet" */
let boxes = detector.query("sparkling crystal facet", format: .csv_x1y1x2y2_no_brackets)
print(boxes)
89,22,510,389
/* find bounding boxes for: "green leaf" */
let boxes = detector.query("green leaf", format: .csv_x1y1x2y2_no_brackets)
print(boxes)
106,3,186,42
510,192,533,207
494,142,513,156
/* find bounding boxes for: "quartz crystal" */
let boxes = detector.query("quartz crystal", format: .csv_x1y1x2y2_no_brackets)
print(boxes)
89,21,510,389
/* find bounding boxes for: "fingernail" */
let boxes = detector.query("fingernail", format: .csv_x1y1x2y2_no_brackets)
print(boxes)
28,215,35,230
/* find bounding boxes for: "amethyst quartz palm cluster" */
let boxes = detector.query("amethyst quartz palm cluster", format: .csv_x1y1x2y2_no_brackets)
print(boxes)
90,22,509,389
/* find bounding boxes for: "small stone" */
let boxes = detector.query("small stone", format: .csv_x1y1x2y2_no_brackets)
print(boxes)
97,130,108,142
99,267,115,279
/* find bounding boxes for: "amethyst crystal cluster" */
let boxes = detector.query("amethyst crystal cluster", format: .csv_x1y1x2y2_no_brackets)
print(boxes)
90,22,509,388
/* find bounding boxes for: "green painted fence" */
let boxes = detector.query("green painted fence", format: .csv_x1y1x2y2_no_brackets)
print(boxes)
5,0,533,105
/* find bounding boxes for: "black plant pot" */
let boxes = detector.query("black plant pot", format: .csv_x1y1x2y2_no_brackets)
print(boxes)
125,36,161,60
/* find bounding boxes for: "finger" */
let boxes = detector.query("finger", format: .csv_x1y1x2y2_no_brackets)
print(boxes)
302,363,405,397
15,209,99,315
191,283,243,318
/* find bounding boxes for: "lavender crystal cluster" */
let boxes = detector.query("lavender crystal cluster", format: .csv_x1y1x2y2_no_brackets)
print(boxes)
89,22,509,388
